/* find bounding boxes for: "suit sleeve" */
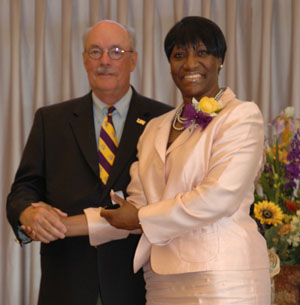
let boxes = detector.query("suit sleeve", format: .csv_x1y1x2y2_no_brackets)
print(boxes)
132,102,264,245
6,109,46,240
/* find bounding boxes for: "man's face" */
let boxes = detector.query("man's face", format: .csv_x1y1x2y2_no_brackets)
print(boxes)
83,21,137,104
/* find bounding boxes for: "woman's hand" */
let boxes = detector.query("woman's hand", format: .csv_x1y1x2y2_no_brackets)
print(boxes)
100,191,141,230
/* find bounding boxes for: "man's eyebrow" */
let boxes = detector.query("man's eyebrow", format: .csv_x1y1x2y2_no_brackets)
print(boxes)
88,44,101,49
88,44,123,49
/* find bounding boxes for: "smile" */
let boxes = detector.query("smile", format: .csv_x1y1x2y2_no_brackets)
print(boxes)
183,74,203,79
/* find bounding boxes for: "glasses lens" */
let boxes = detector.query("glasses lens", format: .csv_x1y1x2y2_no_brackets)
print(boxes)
88,48,102,59
109,47,124,60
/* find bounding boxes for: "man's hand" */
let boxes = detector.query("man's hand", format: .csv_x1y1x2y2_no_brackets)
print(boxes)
100,191,141,230
19,202,67,243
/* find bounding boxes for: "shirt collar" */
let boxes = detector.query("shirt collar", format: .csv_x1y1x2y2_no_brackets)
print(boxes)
92,87,132,118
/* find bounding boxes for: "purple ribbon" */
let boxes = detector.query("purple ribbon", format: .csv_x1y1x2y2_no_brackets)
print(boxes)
182,104,213,130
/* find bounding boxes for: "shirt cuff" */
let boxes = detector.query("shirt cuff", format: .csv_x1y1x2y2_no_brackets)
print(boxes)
84,207,130,246
17,225,32,245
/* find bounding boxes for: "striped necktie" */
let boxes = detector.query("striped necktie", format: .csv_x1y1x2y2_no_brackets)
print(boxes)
98,106,118,185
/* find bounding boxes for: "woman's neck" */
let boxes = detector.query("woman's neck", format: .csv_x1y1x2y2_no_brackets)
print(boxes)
182,87,221,105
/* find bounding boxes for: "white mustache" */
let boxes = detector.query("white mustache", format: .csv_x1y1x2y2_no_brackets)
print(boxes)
95,67,118,76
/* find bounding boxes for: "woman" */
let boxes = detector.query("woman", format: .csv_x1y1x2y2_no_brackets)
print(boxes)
101,16,271,305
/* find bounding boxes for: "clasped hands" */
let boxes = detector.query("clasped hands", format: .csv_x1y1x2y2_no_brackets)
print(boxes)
100,191,141,231
20,202,67,243
20,191,140,244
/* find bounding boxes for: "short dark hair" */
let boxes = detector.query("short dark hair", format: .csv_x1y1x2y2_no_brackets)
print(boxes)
164,16,227,63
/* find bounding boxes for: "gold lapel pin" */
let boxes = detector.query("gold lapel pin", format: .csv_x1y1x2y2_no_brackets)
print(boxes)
136,118,146,125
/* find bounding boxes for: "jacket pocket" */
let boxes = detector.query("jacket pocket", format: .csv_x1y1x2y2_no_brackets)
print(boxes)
178,225,219,263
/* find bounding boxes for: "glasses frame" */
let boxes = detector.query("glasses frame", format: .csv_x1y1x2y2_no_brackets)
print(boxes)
86,47,134,60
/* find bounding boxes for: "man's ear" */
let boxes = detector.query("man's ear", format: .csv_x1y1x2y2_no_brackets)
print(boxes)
82,52,88,72
130,51,138,72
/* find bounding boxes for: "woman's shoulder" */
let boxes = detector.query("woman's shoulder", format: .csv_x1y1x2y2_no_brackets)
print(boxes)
221,87,262,118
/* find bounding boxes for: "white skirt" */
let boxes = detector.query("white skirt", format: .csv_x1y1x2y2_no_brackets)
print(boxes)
144,264,271,305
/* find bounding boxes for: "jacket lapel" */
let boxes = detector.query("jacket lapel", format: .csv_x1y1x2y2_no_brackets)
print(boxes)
153,110,174,163
166,127,193,155
154,105,192,158
69,93,99,177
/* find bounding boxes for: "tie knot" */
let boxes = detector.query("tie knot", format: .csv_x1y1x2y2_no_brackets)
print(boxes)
107,106,116,116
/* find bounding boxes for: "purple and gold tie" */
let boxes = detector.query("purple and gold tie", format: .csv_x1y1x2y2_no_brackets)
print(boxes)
98,106,118,185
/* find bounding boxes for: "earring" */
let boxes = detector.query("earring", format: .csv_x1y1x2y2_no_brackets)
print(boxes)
219,64,223,69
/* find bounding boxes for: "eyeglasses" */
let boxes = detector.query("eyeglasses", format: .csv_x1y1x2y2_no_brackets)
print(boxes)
86,47,133,60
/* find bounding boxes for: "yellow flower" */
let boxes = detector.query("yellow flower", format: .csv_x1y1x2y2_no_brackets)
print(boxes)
199,97,220,114
283,214,292,224
254,200,283,226
282,124,292,146
268,144,289,163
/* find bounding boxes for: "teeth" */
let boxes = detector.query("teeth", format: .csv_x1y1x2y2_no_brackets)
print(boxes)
184,74,202,79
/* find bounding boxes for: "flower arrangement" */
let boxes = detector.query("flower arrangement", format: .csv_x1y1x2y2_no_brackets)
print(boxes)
181,96,221,130
253,107,300,265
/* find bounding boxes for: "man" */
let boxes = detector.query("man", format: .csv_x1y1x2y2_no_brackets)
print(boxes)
6,20,172,305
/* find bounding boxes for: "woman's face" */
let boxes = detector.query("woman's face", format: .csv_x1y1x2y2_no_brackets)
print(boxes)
170,42,222,104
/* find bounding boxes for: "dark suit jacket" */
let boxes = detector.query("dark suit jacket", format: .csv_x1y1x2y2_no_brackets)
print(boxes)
6,87,172,305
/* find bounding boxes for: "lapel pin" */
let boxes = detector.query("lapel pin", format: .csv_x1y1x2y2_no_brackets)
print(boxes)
136,118,146,125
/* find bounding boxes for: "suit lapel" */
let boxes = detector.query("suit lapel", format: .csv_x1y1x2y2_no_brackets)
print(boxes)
154,106,192,158
166,126,192,155
153,110,174,163
69,93,99,177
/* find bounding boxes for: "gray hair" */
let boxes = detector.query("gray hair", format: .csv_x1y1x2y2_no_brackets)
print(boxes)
124,25,136,51
82,21,136,51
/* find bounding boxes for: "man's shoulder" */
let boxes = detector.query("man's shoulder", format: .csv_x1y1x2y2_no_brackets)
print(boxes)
132,90,173,115
37,92,92,114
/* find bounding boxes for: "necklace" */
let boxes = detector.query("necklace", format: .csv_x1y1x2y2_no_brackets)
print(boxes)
172,106,186,131
172,88,225,131
214,87,225,101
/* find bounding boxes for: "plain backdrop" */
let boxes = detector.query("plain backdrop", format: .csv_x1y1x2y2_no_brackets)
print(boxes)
1,1,299,304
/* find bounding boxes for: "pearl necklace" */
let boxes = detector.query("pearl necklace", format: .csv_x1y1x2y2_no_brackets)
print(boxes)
172,106,186,131
172,88,225,131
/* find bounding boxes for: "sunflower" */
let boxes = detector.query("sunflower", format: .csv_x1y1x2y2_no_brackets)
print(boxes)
254,200,283,226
